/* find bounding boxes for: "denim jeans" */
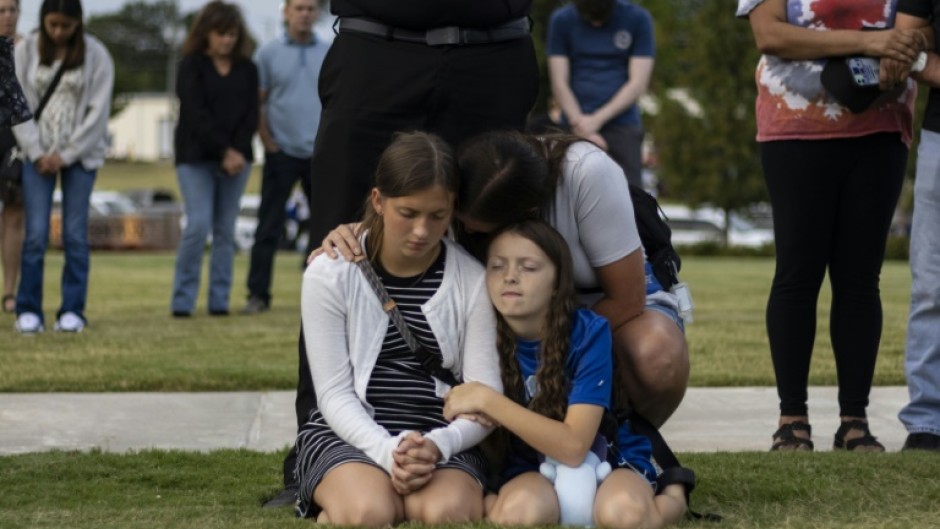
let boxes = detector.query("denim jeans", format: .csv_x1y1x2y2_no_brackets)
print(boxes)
16,160,96,323
899,130,940,436
246,151,311,304
171,162,251,314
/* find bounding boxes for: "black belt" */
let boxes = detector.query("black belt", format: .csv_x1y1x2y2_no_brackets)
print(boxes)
335,16,531,46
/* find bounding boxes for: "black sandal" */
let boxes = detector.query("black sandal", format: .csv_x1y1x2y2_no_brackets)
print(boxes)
833,419,885,452
771,421,814,451
2,294,13,314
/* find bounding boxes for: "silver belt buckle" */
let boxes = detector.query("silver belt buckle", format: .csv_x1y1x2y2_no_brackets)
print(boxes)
426,26,461,46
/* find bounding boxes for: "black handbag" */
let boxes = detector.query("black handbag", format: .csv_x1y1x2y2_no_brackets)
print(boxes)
0,148,21,201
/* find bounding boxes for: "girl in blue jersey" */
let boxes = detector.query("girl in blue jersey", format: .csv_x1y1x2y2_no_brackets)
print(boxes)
444,220,686,529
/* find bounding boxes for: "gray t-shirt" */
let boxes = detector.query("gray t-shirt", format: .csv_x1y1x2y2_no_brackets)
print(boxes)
550,141,678,311
549,141,641,288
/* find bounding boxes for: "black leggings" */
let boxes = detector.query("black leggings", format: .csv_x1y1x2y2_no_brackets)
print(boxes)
761,133,907,418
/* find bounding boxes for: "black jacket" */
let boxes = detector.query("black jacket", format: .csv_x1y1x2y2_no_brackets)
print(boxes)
174,54,259,165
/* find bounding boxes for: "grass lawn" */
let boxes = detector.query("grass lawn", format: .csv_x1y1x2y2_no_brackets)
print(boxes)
2,165,921,529
0,450,937,529
2,252,303,391
1,254,912,391
95,161,264,198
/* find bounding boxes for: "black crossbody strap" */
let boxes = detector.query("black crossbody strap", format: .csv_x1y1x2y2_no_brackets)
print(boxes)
356,258,461,387
625,410,722,522
34,62,66,122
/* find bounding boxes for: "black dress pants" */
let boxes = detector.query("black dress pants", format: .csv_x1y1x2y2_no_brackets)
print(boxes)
307,31,539,244
246,151,312,304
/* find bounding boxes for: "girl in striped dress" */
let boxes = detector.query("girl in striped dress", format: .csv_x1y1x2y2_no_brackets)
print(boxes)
295,131,502,525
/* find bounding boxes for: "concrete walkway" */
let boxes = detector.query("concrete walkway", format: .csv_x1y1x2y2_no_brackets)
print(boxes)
0,387,912,455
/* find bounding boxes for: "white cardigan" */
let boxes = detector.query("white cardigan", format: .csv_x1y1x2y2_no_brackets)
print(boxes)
301,236,501,473
13,33,114,169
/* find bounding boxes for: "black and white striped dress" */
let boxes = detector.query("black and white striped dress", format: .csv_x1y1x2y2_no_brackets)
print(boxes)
295,246,488,517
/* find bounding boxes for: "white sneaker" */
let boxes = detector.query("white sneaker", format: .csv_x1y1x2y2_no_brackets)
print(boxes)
15,312,44,334
54,312,85,333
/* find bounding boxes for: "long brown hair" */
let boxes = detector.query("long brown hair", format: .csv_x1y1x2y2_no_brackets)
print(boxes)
38,0,85,69
180,0,253,60
361,131,459,261
488,220,578,421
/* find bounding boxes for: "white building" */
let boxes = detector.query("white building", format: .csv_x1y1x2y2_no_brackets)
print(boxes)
108,93,177,162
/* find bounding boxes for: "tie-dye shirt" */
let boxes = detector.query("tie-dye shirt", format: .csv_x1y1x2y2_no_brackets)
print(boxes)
736,0,916,146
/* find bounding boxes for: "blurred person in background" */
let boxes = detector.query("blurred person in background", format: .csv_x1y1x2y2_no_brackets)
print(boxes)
242,0,328,315
547,0,655,187
12,0,113,334
170,0,258,318
894,0,940,453
1,0,25,315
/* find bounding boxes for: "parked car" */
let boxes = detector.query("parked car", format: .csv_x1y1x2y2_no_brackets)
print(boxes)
234,189,310,253
660,204,775,248
51,189,181,250
53,189,139,217
123,188,183,215
235,194,261,253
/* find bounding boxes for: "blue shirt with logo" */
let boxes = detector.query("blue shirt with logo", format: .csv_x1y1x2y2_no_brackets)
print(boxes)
503,308,656,484
547,0,655,127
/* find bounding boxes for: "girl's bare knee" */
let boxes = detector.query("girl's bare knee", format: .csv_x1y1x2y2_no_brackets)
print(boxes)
326,499,398,527
490,491,557,525
594,493,652,529
418,495,482,524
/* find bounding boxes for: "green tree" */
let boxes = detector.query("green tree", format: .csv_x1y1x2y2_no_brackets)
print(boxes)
648,1,765,243
531,0,567,114
86,0,183,111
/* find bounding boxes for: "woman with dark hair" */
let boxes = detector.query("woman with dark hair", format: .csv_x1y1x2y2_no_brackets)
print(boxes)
459,131,689,427
295,131,500,525
12,0,113,334
170,0,258,317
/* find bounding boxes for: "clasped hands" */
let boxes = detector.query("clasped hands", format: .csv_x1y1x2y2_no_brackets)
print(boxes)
390,382,499,495
35,152,64,176
568,114,608,152
874,27,931,90
221,148,246,176
390,431,441,495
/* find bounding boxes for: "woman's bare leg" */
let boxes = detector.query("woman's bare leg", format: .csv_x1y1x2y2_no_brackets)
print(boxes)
613,310,689,427
1,204,24,309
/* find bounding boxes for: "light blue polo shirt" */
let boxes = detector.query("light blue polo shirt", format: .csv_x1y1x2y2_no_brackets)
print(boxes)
254,33,330,159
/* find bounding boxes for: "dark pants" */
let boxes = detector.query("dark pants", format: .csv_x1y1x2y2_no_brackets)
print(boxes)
760,132,907,418
246,151,312,304
601,123,644,188
307,31,539,244
281,31,538,486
